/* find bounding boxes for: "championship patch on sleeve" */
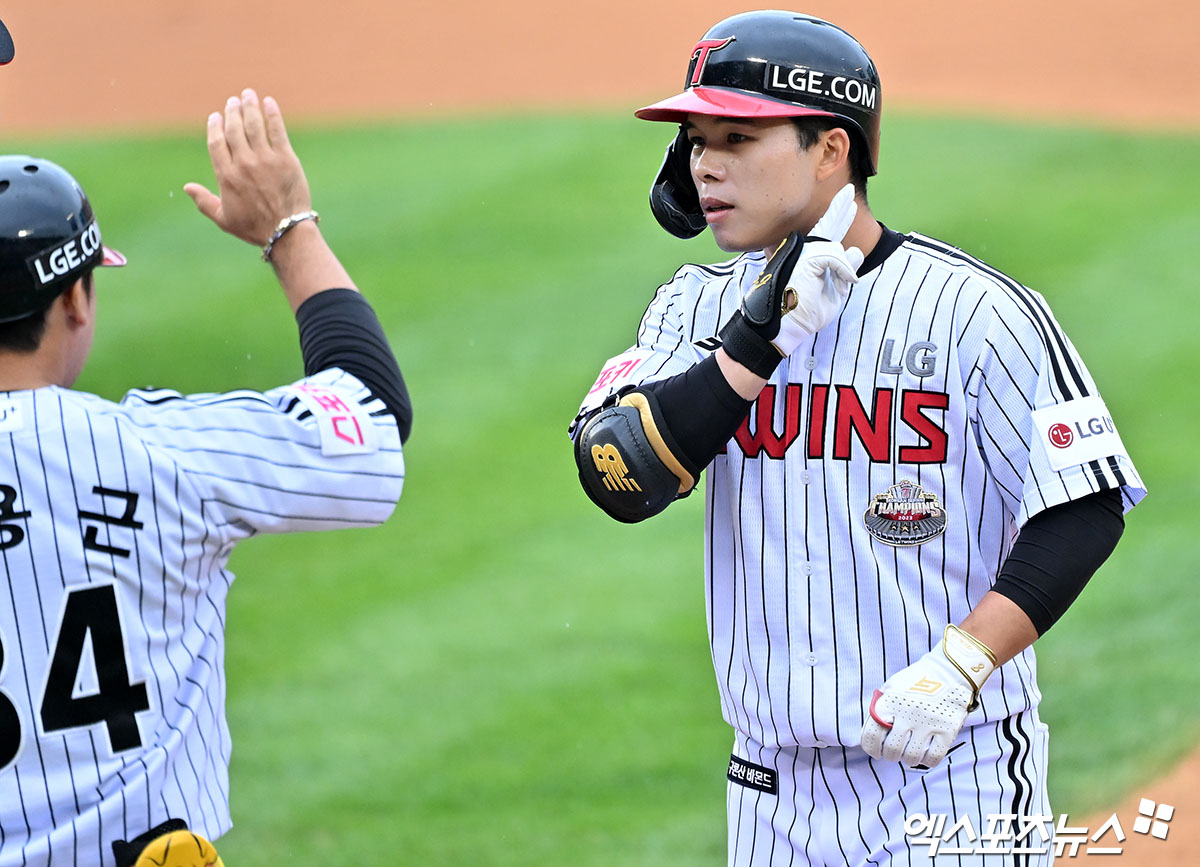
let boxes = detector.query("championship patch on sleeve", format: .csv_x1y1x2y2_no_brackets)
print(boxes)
284,382,379,456
1031,395,1130,473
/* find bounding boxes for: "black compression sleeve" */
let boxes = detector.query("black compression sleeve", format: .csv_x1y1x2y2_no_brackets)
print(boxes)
295,288,413,443
640,354,753,470
992,489,1124,636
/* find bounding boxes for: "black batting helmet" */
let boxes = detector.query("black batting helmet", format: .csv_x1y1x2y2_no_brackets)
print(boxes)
636,10,882,175
0,156,125,324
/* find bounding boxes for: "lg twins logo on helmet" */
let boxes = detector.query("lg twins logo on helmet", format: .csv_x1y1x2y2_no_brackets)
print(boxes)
687,36,734,87
28,218,103,285
765,63,878,110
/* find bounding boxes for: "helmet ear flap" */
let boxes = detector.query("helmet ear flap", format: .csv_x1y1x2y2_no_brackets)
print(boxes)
649,128,706,239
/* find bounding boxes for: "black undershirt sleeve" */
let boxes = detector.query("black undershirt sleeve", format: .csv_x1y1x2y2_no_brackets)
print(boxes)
992,488,1124,636
295,288,413,443
639,353,753,471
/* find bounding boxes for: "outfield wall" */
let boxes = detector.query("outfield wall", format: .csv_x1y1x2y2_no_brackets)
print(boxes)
1,0,1197,134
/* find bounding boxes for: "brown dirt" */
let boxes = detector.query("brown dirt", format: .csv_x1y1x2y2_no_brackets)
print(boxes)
1,0,1198,134
0,1,1195,862
1077,750,1200,863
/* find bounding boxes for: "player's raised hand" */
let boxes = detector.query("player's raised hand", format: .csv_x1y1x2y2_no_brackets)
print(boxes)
772,184,864,350
860,625,997,769
184,88,312,247
719,184,864,377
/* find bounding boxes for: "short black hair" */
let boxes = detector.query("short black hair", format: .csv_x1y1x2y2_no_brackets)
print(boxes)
791,117,870,200
0,270,93,354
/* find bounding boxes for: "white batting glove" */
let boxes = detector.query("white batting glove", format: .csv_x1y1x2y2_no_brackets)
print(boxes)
770,184,865,357
860,625,997,769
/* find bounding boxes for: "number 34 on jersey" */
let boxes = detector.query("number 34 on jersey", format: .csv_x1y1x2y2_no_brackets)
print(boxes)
0,482,151,773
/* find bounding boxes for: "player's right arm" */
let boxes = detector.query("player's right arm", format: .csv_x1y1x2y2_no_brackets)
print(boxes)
572,186,862,523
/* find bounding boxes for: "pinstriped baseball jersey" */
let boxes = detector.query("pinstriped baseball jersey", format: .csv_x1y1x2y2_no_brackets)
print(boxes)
573,231,1145,751
0,366,404,866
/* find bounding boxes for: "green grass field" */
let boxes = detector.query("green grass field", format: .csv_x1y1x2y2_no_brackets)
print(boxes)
7,112,1198,864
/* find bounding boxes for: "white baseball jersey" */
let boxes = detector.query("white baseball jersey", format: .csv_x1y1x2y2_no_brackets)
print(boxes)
574,231,1145,751
0,366,404,866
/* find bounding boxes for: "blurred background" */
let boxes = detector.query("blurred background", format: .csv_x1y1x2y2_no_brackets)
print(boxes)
2,1,1197,863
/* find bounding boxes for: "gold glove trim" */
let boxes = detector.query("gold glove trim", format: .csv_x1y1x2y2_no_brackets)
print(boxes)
619,392,696,495
942,624,998,711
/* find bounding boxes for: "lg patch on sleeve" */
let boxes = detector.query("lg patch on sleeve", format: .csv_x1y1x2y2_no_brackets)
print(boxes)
1031,395,1130,472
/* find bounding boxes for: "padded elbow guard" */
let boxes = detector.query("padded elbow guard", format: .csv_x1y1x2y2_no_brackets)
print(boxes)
574,389,699,523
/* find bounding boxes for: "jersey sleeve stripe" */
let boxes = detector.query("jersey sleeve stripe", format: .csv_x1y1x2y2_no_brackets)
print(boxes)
185,470,403,504
204,499,393,525
908,235,1089,401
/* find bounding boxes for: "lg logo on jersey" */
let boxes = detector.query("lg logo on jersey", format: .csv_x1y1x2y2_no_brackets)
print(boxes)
879,339,937,378
1048,416,1114,449
1048,424,1074,449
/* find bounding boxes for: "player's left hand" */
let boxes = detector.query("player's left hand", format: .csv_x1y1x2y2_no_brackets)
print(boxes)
860,625,997,769
184,88,312,247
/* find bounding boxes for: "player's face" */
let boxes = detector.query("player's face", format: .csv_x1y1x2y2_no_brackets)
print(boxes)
686,115,825,253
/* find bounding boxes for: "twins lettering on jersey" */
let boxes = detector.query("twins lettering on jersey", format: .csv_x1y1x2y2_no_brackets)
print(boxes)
730,382,950,464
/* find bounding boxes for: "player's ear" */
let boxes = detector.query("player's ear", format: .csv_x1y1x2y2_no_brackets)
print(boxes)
59,276,93,330
815,128,852,182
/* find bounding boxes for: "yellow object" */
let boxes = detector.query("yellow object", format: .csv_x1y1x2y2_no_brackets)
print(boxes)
134,830,225,867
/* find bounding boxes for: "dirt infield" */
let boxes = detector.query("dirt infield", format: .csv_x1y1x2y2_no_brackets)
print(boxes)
0,0,1197,133
0,1,1196,862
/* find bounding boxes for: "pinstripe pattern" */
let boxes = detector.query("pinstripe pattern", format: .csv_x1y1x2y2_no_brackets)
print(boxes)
0,367,403,866
728,710,1052,866
574,231,1143,863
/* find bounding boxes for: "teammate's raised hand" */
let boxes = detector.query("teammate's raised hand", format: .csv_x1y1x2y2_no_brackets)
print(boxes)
184,89,312,247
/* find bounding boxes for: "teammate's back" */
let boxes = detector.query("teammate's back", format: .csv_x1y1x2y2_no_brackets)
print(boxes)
0,371,404,863
0,89,412,865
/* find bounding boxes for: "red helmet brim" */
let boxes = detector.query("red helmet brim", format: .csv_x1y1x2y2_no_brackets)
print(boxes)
101,246,126,267
635,87,838,123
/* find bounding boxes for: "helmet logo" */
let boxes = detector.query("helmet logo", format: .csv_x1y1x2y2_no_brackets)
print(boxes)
688,36,734,87
766,64,878,111
28,218,102,286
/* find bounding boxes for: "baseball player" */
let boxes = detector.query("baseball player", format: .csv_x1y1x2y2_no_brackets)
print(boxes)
0,89,410,865
570,11,1144,865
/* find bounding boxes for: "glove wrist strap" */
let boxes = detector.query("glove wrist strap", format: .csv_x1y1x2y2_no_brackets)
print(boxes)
942,624,998,711
718,312,784,379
